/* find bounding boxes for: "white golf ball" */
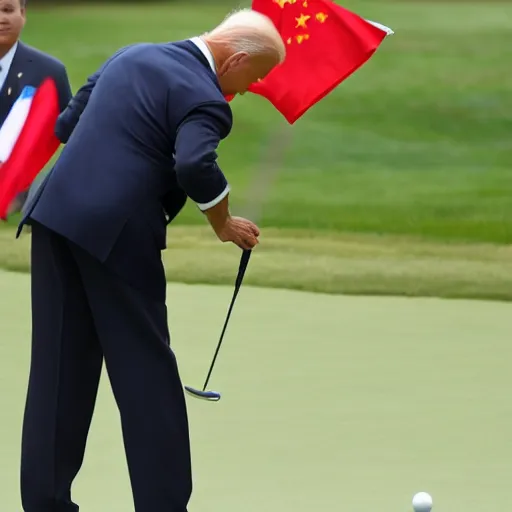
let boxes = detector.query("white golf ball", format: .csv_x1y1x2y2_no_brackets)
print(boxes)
412,491,433,512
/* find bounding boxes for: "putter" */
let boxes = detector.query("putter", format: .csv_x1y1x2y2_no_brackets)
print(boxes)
184,122,293,402
184,248,252,401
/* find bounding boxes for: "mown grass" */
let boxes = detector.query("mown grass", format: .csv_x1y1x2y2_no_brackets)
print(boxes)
3,268,512,512
5,226,512,301
1,0,510,298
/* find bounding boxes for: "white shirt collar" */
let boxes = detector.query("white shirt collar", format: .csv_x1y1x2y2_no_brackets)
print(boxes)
0,41,19,74
189,37,216,73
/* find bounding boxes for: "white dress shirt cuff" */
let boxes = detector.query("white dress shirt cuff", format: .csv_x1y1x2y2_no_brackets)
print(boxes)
196,184,230,211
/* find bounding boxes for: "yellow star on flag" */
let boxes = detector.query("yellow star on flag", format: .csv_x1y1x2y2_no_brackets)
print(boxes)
295,13,311,28
295,34,310,44
273,0,296,7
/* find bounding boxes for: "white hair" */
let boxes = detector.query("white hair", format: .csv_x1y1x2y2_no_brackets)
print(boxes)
205,8,286,63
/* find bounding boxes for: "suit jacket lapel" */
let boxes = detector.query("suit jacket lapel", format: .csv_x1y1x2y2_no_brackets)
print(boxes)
0,42,33,122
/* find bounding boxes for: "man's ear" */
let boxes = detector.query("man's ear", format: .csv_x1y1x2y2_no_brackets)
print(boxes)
224,51,249,72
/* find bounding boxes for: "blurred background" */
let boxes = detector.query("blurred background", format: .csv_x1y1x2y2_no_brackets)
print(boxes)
2,0,511,298
1,1,511,511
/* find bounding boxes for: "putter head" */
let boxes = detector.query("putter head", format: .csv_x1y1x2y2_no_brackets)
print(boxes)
184,386,221,402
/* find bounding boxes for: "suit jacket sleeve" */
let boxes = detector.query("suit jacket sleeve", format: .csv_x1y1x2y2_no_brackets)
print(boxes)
174,102,232,210
55,45,133,143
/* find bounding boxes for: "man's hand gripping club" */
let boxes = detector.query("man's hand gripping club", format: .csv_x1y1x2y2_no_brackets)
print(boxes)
203,194,260,250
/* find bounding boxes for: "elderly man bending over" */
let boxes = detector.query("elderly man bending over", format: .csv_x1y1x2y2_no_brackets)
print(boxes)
17,9,285,512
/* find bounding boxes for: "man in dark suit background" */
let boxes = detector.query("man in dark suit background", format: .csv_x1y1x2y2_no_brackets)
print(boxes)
17,8,286,512
0,0,72,213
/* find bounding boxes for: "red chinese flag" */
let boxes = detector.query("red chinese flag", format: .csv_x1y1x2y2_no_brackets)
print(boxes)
249,0,394,123
0,78,60,218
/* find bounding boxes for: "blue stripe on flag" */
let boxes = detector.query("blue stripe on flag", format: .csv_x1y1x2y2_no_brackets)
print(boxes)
19,85,36,100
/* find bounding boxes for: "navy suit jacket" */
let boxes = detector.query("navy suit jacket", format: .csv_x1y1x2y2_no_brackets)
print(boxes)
0,41,72,127
19,40,233,263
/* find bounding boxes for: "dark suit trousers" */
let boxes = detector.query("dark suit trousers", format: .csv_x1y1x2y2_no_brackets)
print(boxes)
21,220,192,512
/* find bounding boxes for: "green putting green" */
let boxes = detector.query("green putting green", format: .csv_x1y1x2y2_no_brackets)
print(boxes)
1,269,511,511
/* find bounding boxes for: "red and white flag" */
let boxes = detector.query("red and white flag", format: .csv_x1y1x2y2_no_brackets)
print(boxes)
0,78,61,218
